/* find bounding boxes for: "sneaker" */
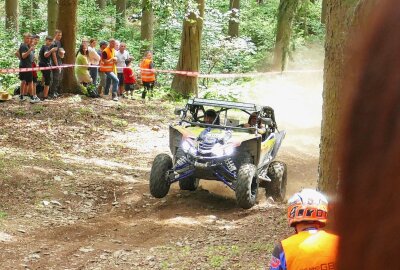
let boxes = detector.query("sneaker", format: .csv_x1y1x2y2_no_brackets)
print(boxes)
112,95,119,102
19,95,25,102
30,96,41,103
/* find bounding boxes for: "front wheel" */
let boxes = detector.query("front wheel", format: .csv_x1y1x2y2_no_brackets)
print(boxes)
235,164,259,209
150,154,172,198
265,161,287,202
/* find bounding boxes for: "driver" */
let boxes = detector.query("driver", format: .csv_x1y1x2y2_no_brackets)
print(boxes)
204,109,220,125
269,189,338,270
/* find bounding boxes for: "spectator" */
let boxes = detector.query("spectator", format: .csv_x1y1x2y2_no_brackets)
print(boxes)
18,33,34,102
123,58,136,99
97,40,108,96
50,29,64,98
29,34,41,103
39,36,57,100
99,39,119,101
140,51,156,100
75,43,92,85
116,42,130,96
88,38,100,87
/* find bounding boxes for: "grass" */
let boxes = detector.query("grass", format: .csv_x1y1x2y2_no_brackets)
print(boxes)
112,118,128,127
32,104,45,114
78,106,95,116
15,107,27,117
0,211,7,219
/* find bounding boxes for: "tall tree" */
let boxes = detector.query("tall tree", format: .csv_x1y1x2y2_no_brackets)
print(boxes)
228,0,240,38
48,0,58,37
272,0,300,71
321,0,327,24
318,0,359,195
116,0,126,29
171,0,205,97
96,0,106,9
141,0,154,52
57,0,80,93
5,0,18,32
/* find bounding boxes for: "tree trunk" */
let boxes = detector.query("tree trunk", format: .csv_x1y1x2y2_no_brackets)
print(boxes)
228,0,240,38
96,0,106,9
141,0,154,52
272,0,300,71
321,0,327,24
116,0,126,29
318,0,358,195
57,0,80,93
48,0,58,37
5,0,18,32
171,0,205,97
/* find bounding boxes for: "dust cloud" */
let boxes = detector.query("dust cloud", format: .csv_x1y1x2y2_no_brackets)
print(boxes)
201,44,325,200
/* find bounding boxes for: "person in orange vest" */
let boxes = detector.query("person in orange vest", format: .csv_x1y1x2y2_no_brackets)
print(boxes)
140,51,156,100
269,189,338,270
99,39,119,101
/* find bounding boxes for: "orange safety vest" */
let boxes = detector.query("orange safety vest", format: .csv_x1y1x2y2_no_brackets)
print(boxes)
99,47,116,73
140,58,155,82
281,230,338,270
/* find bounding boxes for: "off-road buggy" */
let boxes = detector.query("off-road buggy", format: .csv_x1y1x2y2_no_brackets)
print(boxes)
149,98,287,209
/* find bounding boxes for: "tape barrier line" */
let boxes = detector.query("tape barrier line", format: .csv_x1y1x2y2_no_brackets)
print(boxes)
0,64,322,78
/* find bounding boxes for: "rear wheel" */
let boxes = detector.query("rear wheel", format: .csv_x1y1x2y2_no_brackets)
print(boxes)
150,154,172,198
265,161,287,202
235,163,259,209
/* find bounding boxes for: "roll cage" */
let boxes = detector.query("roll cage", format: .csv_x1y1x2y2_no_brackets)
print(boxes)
177,98,278,133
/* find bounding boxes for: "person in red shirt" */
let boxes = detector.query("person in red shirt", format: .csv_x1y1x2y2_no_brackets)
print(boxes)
123,58,136,99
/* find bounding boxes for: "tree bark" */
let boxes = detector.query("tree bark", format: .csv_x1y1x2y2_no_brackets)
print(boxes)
171,0,205,97
141,0,154,52
318,0,358,195
116,0,126,29
272,0,300,71
48,0,58,37
228,0,240,38
5,0,18,32
321,0,327,24
96,0,106,9
57,0,80,93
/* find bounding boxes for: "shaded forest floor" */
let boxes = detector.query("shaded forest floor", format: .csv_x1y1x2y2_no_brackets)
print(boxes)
0,95,295,270
0,57,323,270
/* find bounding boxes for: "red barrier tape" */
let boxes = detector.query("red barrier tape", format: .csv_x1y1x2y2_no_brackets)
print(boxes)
0,64,322,78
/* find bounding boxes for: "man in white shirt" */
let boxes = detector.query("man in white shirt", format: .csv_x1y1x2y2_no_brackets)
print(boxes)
88,39,101,87
115,42,131,96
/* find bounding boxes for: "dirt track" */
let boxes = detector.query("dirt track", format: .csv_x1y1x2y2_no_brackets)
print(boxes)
0,53,323,269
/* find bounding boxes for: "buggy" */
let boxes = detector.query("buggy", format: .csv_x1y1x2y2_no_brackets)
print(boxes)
149,98,287,209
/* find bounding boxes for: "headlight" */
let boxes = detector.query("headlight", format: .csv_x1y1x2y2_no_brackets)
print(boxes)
181,139,197,155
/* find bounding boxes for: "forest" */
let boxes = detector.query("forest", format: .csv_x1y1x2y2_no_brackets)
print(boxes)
1,0,324,96
1,0,398,269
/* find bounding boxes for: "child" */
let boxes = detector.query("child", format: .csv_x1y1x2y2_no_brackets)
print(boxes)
123,58,136,99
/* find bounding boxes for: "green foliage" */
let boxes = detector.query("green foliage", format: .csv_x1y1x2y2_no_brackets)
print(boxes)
0,0,325,95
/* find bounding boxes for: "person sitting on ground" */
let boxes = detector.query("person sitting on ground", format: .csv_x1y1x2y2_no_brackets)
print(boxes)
204,109,220,125
75,43,92,86
123,58,136,99
269,189,338,270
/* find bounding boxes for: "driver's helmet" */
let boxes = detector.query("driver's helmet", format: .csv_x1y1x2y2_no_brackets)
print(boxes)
287,189,328,227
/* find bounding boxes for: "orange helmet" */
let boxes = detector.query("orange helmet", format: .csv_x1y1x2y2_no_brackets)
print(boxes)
287,189,328,227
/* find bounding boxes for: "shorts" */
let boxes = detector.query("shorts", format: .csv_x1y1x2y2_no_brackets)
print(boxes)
19,71,33,83
124,83,135,91
117,73,124,86
143,81,155,89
